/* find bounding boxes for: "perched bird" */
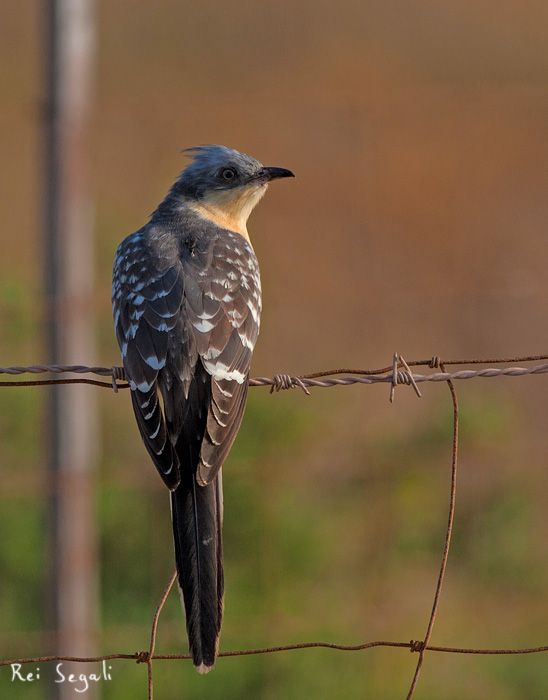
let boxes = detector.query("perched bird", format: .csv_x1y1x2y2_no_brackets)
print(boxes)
112,145,294,673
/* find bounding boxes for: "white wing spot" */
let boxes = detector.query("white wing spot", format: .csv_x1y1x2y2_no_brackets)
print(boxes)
239,333,255,350
198,310,217,320
248,302,259,322
149,421,161,440
192,318,215,332
203,360,246,383
203,346,222,360
144,355,163,370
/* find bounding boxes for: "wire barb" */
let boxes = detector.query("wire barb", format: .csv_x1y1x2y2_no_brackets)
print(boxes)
390,353,398,403
400,355,422,398
390,353,422,402
110,365,126,393
269,374,311,395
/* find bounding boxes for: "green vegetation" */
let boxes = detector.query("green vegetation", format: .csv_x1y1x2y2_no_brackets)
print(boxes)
3,378,548,699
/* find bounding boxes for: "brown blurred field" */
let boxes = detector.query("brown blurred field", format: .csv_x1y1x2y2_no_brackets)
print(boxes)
2,2,548,698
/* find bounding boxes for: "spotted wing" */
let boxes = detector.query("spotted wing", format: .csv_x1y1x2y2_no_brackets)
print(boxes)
181,231,261,486
113,226,261,489
112,229,184,490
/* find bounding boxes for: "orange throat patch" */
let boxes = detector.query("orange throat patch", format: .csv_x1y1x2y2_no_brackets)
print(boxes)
185,184,267,241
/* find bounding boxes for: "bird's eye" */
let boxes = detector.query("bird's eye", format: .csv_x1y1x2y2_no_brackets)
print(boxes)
221,168,236,181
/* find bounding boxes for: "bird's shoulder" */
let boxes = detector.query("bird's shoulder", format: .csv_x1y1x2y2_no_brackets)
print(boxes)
114,210,259,279
112,214,261,352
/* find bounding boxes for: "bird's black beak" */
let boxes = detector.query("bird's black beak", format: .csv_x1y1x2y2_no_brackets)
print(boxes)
254,166,295,183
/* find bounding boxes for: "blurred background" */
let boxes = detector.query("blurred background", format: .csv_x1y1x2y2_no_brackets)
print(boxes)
2,1,548,698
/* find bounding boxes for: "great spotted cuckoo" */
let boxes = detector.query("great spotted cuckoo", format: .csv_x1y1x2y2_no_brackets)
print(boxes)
112,146,294,673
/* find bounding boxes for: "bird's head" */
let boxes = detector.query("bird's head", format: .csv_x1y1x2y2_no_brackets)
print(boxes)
176,145,294,239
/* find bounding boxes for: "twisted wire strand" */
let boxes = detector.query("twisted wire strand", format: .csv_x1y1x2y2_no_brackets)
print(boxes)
0,359,548,390
250,363,548,389
0,364,117,376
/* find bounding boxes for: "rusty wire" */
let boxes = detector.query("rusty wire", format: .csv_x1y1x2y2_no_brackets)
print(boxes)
1,353,548,392
405,361,458,698
1,352,548,699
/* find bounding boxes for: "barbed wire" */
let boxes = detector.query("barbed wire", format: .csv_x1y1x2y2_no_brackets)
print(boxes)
1,353,548,394
1,352,548,699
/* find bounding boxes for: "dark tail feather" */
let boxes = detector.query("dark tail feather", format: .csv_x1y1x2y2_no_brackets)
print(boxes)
170,469,224,673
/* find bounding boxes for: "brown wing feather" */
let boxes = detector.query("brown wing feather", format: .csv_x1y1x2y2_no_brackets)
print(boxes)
197,378,249,486
184,231,261,486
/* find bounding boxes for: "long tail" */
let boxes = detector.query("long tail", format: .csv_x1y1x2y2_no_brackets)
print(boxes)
170,469,224,673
